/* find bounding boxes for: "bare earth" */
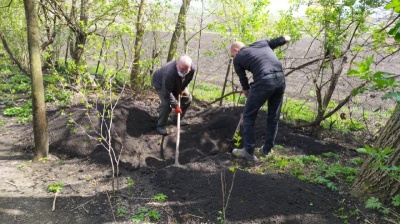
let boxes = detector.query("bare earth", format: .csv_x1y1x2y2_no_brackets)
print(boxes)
0,91,392,224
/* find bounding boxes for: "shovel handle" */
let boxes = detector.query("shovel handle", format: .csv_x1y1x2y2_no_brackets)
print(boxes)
174,95,181,166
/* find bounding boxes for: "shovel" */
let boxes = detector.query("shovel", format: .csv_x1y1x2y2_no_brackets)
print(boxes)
173,95,186,168
210,113,243,155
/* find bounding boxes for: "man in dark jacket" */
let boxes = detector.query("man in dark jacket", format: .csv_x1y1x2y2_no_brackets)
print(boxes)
152,55,195,135
230,35,290,162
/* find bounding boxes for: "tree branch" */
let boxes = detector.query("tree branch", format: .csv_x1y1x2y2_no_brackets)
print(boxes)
0,0,12,8
207,90,242,106
293,82,367,128
0,29,29,76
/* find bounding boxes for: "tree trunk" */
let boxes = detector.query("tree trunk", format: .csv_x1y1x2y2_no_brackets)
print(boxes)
130,0,147,89
167,0,191,62
351,103,400,203
69,0,87,68
23,0,49,161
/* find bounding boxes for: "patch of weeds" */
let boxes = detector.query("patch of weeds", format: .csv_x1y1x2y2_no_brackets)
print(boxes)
3,100,32,123
39,157,48,163
351,157,364,165
47,182,63,193
273,144,285,152
365,197,390,214
86,176,93,181
127,178,134,196
280,98,314,124
117,207,128,218
131,206,160,223
151,193,167,203
322,152,340,159
258,150,359,191
334,206,360,224
148,209,160,221
190,82,242,104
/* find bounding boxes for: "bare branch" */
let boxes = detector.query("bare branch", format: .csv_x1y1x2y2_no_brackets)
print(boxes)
0,29,29,76
0,0,12,8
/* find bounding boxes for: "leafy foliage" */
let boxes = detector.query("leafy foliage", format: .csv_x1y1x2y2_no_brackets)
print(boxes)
47,182,63,193
151,193,167,203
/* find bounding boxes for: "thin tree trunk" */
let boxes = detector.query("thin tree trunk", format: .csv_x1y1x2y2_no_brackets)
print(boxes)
220,58,232,106
23,0,49,161
130,0,147,89
167,0,191,62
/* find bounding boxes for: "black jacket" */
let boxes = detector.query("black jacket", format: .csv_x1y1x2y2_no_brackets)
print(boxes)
233,37,287,90
152,60,196,107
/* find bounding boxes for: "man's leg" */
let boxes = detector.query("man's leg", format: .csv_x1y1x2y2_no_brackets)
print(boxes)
156,89,171,134
242,89,267,154
263,83,285,154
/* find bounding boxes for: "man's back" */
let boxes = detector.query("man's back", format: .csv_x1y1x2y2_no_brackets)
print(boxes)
233,40,283,79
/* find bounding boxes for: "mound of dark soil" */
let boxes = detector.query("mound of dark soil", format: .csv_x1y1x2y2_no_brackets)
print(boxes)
0,94,389,224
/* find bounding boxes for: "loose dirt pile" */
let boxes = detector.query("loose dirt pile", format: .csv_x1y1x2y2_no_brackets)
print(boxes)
0,94,389,223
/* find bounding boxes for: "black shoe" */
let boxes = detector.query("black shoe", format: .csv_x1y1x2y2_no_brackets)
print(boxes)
259,145,273,157
156,126,168,135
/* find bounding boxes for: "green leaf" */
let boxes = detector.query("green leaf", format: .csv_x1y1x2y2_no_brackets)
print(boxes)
347,70,360,76
388,22,400,35
356,148,368,154
395,33,400,42
385,0,400,12
381,147,395,156
382,91,400,103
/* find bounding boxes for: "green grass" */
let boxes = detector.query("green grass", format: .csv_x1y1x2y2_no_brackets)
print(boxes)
191,82,243,104
249,146,358,191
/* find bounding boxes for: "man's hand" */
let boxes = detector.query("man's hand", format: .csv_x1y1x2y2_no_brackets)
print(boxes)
242,89,250,97
284,35,291,43
175,106,182,114
179,90,184,98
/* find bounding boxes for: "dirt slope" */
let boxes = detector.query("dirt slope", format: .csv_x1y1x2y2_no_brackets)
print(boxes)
0,95,390,224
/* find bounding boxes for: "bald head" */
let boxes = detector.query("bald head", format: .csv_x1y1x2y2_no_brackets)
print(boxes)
230,41,245,58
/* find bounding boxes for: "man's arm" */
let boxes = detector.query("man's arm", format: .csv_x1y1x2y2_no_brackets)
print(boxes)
267,35,290,50
233,60,250,90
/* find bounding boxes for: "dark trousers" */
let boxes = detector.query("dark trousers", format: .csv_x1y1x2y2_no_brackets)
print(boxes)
242,72,286,154
155,88,192,127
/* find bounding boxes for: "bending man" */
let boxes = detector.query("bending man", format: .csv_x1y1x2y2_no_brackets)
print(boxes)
152,55,195,135
230,36,291,162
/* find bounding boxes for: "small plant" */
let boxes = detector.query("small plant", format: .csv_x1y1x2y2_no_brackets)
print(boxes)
365,197,390,214
334,207,349,224
132,207,160,222
151,193,167,203
148,209,160,221
131,207,148,223
117,207,128,217
39,157,48,163
217,210,224,223
392,194,400,207
233,131,242,148
47,182,63,193
127,178,134,196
